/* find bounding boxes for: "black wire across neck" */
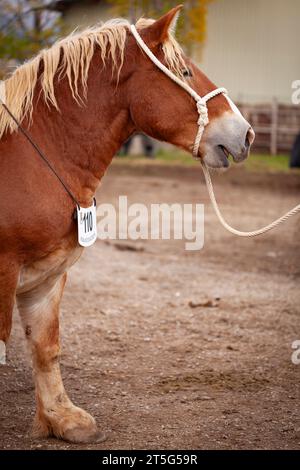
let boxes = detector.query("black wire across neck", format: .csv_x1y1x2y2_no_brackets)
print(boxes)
0,101,81,210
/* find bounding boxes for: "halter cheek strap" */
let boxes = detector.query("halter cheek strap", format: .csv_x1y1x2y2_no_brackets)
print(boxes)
130,24,227,159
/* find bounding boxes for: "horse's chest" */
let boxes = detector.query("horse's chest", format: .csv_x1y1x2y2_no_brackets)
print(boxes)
17,245,83,294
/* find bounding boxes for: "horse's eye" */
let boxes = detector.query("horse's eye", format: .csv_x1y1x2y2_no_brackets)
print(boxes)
183,68,192,78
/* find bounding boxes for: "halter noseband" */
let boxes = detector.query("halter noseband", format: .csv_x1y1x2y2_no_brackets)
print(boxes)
130,24,227,159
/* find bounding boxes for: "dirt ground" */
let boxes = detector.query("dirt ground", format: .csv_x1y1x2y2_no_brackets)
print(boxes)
1,161,300,450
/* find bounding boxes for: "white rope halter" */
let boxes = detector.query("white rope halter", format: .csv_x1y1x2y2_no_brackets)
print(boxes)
131,25,227,159
131,25,300,237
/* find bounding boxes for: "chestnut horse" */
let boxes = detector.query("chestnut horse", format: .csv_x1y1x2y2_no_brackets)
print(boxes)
0,6,254,443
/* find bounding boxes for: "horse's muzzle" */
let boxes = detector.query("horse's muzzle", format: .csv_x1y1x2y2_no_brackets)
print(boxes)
200,112,255,169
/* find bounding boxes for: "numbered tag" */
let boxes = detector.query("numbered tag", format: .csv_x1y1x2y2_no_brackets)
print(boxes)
77,199,97,247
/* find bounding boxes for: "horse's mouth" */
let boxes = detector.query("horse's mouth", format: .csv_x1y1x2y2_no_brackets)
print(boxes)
218,145,230,159
201,142,249,169
218,144,249,164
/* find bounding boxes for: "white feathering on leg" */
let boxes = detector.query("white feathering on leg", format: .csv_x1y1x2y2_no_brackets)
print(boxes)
0,340,6,365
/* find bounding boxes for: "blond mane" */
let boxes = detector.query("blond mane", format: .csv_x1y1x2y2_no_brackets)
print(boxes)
0,17,186,140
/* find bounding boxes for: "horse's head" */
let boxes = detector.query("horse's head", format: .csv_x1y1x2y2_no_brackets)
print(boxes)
126,6,255,168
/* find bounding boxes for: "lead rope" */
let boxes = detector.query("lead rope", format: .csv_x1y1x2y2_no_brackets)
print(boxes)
201,163,300,237
131,25,300,237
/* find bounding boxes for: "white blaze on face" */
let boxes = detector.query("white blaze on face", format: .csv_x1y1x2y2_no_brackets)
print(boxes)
0,340,6,365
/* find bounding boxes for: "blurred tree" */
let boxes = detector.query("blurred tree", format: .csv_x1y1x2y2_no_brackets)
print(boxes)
109,0,214,53
0,0,62,77
0,0,215,78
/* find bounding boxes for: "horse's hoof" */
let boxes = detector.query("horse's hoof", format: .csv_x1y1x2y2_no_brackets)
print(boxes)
33,404,107,444
63,426,107,444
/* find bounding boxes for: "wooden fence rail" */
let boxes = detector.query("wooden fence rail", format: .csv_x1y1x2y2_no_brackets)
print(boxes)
238,99,300,155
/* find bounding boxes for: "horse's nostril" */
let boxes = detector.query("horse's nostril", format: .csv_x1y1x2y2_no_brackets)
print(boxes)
246,127,255,147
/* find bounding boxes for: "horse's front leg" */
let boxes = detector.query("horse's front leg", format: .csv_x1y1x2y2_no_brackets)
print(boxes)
16,273,104,443
0,255,20,364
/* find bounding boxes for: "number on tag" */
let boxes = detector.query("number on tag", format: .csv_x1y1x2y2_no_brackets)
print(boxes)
77,199,97,247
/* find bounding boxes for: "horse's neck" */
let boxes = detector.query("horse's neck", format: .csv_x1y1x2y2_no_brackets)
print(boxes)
30,63,134,204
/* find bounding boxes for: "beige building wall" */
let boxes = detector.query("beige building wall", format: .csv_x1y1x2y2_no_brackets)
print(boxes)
61,0,299,104
200,0,300,103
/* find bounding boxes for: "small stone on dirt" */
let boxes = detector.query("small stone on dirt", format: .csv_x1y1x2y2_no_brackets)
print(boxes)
113,242,144,252
188,298,220,308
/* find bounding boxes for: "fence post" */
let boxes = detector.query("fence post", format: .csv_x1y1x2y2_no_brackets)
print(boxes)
270,97,278,155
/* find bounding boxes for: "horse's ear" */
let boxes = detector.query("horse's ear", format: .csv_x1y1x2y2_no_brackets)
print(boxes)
142,5,183,46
